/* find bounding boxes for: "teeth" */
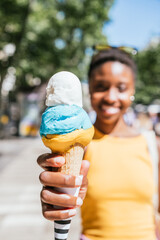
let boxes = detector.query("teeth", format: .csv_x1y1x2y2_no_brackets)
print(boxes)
102,107,119,114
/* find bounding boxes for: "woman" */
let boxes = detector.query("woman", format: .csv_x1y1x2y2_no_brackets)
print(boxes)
37,47,160,239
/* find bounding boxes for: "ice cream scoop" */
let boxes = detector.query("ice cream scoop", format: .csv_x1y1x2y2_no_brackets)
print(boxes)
40,71,94,240
46,71,82,107
40,104,93,152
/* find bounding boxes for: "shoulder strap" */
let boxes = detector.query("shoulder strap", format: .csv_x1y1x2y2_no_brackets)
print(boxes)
141,130,159,210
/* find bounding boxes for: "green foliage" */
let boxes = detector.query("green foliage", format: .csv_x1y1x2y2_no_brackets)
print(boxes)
135,42,160,105
0,0,114,94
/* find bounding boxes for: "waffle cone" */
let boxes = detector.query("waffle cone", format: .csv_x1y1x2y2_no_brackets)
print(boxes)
58,143,84,176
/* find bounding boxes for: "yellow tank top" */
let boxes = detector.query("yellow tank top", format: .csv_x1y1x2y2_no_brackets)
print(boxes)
81,128,156,240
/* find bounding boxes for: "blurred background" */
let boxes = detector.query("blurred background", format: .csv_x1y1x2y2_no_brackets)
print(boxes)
0,0,160,138
0,0,160,239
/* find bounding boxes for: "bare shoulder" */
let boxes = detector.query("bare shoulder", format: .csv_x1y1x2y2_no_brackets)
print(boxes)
124,126,141,137
112,126,141,138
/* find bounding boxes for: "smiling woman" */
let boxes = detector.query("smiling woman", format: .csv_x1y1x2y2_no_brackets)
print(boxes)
80,47,160,240
37,46,160,240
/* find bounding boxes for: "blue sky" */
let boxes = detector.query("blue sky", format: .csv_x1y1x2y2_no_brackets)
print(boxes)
103,0,160,50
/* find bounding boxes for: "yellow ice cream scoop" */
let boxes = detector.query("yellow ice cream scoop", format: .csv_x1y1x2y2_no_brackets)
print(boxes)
42,126,94,153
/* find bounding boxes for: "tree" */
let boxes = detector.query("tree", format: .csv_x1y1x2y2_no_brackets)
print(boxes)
0,0,30,102
135,41,160,105
0,0,114,104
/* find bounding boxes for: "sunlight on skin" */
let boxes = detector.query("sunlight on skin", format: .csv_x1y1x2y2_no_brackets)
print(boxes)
110,62,134,101
111,61,125,75
119,93,131,100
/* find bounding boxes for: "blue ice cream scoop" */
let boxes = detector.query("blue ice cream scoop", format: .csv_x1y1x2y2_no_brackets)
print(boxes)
40,104,93,136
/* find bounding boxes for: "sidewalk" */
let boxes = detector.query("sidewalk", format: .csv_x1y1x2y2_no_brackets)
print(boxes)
0,137,81,240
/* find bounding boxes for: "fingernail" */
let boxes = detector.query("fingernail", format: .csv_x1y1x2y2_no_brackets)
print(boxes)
75,176,83,186
76,197,83,206
54,157,65,164
68,209,76,216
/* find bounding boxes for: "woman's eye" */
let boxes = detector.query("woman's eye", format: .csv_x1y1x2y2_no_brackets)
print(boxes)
118,85,127,92
95,84,108,92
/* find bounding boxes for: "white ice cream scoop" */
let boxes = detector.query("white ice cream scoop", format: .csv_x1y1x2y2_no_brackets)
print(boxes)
46,71,83,107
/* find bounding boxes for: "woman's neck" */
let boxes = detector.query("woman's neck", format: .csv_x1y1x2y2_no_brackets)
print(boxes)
94,116,139,137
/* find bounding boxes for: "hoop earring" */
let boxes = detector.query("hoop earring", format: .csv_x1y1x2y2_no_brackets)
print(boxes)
130,95,135,101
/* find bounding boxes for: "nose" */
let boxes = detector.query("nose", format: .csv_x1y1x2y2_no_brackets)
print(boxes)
103,88,118,104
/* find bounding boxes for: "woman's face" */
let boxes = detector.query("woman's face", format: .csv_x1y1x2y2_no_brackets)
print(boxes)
89,61,135,125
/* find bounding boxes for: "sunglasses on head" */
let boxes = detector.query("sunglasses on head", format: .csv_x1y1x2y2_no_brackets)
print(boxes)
92,44,138,56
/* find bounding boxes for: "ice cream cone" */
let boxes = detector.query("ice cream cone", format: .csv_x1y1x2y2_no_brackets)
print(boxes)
54,144,84,240
59,143,84,176
39,71,94,240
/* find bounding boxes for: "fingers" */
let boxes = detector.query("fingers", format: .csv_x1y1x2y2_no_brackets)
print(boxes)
42,202,77,221
37,153,65,170
38,157,90,221
41,187,83,208
41,185,83,221
39,171,83,188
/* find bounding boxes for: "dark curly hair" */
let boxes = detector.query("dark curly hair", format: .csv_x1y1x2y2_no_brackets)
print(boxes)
88,48,137,80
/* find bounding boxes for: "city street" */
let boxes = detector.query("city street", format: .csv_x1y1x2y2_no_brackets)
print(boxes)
0,137,81,240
